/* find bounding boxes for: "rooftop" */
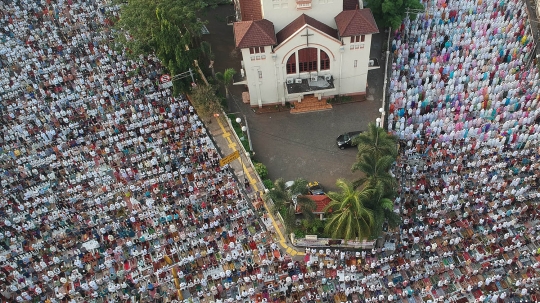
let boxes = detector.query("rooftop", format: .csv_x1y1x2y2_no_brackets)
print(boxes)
276,14,338,44
233,19,277,48
335,9,379,37
286,75,335,95
238,0,263,21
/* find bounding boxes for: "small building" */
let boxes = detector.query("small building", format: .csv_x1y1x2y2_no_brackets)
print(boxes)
232,0,380,107
296,194,331,220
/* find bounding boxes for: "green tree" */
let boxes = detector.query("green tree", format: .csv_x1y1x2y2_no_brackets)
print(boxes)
349,123,399,237
367,0,424,30
114,0,210,92
323,179,374,242
189,84,222,122
353,122,398,159
265,178,316,230
352,152,396,191
362,184,401,237
215,68,237,98
200,41,216,77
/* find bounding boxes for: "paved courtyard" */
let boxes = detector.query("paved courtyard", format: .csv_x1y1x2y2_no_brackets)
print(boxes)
205,5,386,192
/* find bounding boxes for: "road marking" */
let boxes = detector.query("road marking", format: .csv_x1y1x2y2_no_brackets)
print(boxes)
215,117,304,256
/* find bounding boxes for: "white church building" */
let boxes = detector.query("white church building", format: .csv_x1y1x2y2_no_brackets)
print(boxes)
232,0,380,107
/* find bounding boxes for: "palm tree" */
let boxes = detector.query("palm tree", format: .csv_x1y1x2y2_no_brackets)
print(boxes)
200,41,215,77
352,152,396,191
362,183,401,238
265,178,316,230
353,122,398,159
323,179,374,242
215,68,236,98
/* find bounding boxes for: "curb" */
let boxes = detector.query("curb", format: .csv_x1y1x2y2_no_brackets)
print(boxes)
211,114,306,256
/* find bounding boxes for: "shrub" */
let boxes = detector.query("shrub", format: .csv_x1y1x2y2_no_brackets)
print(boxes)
254,162,268,179
263,179,274,190
294,229,306,238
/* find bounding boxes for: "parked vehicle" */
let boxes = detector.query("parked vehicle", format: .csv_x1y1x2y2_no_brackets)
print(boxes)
307,181,325,195
336,131,363,149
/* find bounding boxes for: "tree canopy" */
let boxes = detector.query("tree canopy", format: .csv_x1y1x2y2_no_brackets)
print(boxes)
114,0,212,92
352,122,398,159
189,84,222,122
215,68,237,98
323,179,374,242
265,178,316,230
367,0,424,29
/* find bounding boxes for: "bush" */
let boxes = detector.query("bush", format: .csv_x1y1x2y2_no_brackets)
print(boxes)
254,162,268,179
293,229,306,239
263,179,274,190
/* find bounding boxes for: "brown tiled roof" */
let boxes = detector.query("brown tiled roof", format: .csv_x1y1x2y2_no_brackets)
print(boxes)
296,195,332,214
233,19,277,48
276,14,338,44
239,0,262,21
335,9,379,37
343,0,359,10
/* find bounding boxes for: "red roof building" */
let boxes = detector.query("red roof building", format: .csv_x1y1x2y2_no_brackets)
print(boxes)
233,19,277,48
276,14,338,44
232,0,379,108
237,0,263,21
335,9,379,37
296,195,332,219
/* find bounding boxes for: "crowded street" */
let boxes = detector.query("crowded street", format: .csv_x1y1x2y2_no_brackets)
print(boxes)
0,0,539,302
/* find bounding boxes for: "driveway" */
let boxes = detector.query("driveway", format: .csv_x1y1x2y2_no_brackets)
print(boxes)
203,5,386,192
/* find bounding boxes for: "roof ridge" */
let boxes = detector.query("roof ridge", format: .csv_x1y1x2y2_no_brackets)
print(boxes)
343,10,356,36
252,20,274,45
335,8,379,36
234,19,276,48
276,13,339,45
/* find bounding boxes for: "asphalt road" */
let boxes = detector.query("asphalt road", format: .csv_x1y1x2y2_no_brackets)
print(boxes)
204,5,386,192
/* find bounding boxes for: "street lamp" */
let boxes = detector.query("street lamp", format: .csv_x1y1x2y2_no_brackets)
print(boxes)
236,117,245,141
378,107,384,128
376,117,382,128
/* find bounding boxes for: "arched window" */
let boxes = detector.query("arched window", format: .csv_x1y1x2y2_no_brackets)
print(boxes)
286,48,331,74
320,50,330,70
298,47,318,73
286,53,296,74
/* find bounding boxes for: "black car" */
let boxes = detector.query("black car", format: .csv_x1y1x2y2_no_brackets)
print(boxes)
336,131,363,149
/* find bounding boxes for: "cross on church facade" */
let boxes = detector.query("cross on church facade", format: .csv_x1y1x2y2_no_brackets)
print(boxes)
301,28,314,46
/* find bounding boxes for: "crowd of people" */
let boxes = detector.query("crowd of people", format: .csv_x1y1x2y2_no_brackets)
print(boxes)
0,0,287,302
1,0,540,302
387,0,540,301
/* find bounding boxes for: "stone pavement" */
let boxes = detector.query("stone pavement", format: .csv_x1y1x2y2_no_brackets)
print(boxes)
206,114,306,258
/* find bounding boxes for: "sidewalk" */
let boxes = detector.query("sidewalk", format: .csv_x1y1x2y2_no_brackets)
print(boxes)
206,114,306,257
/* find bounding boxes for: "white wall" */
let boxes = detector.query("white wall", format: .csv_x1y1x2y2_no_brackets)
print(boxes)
338,34,372,95
241,46,280,107
261,0,343,32
240,30,373,106
273,26,341,102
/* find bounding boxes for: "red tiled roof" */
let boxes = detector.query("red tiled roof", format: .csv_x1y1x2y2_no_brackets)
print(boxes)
239,0,263,21
305,195,332,213
343,0,359,10
233,19,277,48
276,14,338,44
335,9,379,37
